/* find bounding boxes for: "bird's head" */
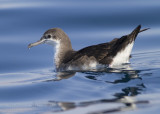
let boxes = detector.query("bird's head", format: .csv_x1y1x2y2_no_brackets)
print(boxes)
28,28,71,49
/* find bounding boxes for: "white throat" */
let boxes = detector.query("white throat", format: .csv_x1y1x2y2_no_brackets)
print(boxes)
45,39,61,68
53,41,61,68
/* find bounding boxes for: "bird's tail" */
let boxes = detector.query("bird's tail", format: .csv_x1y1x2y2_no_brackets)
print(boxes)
109,25,148,66
128,25,141,42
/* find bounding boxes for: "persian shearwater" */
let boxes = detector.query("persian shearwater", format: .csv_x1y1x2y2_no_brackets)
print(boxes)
28,25,149,71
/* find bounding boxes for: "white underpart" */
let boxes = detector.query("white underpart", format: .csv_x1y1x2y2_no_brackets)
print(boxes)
110,42,134,67
82,62,106,70
81,61,98,70
67,61,105,71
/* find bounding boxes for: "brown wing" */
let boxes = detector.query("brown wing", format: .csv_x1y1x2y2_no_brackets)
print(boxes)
63,25,141,65
63,39,118,65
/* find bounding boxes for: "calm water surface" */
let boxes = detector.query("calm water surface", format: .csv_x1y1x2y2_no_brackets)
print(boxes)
0,0,160,113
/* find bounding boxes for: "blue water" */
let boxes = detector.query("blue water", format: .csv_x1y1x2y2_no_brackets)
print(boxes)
0,0,160,113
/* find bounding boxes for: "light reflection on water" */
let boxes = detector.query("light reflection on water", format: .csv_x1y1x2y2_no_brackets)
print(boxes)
0,0,160,113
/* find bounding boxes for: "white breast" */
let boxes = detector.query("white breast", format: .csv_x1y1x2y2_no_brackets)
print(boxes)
110,42,134,67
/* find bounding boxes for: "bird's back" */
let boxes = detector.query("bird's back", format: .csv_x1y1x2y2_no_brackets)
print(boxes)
59,25,141,70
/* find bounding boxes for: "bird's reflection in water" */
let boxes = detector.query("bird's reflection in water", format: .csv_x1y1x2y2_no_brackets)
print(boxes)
44,71,76,81
46,65,149,113
48,96,148,113
114,83,146,99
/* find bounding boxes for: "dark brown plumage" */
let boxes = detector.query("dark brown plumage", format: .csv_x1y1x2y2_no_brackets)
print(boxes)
61,25,141,66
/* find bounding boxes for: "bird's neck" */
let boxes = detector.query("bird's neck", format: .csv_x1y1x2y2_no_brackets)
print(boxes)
53,40,73,69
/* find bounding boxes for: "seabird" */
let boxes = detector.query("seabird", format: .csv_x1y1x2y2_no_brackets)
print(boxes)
28,25,149,71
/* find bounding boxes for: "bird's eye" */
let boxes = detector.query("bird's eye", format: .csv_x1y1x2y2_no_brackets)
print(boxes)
47,35,51,38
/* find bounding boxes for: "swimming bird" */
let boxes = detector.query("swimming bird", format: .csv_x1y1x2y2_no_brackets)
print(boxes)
28,25,149,71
